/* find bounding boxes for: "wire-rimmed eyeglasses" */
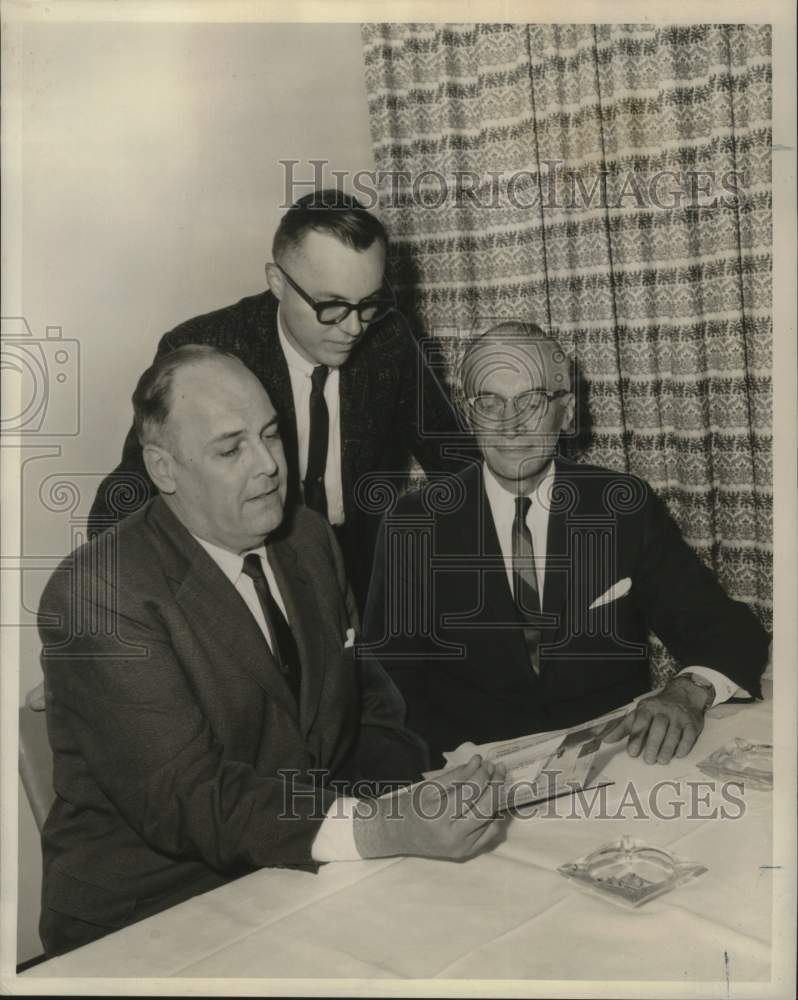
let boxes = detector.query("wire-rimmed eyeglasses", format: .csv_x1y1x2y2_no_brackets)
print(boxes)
466,389,571,422
276,264,395,326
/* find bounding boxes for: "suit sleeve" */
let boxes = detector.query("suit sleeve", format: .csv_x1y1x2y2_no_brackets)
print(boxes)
40,561,334,873
321,518,430,787
359,506,440,757
632,483,769,697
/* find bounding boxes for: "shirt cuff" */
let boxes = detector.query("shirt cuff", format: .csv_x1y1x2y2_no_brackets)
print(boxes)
310,796,361,862
677,666,745,707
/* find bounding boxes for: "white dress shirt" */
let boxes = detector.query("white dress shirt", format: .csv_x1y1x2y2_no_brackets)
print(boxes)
277,313,345,525
483,460,555,602
481,461,740,707
192,534,360,861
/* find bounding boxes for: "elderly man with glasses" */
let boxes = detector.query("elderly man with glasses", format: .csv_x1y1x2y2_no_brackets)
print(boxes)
89,190,468,609
362,321,768,767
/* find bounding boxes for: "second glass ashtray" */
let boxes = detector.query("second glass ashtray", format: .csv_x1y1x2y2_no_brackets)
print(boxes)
696,738,773,790
558,835,707,908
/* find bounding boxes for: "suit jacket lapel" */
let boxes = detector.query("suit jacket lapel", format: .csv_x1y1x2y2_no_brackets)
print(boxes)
261,303,300,505
150,499,300,721
450,466,537,676
477,472,522,636
463,464,559,681
540,458,571,644
267,532,330,739
338,352,372,520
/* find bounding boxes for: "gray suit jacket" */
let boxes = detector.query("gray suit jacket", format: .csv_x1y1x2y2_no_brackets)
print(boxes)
39,498,427,955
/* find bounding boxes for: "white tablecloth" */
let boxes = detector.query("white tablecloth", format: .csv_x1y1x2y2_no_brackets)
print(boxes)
23,691,777,987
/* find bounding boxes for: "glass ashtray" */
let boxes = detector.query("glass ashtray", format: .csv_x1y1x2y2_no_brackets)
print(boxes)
696,737,773,790
557,835,707,908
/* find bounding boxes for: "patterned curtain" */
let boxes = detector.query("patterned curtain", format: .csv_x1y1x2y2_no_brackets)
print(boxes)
361,23,772,675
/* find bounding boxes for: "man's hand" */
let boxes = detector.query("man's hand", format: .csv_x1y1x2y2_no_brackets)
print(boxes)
353,754,506,861
603,675,714,765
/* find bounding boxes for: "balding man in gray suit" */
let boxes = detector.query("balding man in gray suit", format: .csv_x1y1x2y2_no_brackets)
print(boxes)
38,346,503,956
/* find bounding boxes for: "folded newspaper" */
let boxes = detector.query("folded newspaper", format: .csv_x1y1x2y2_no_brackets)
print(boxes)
423,703,636,811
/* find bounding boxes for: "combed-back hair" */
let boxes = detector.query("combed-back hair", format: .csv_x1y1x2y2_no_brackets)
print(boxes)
132,344,240,446
459,322,557,400
272,189,388,261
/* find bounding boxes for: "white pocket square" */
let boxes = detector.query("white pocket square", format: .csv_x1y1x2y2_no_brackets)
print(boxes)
344,627,356,648
589,577,632,610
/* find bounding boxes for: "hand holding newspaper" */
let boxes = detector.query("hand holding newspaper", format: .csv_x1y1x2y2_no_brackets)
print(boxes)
422,702,637,811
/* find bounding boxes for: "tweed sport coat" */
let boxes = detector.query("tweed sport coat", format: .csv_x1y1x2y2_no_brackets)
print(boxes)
88,290,470,608
39,499,427,955
362,458,769,764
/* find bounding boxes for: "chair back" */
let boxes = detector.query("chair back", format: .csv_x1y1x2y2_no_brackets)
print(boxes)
19,689,54,831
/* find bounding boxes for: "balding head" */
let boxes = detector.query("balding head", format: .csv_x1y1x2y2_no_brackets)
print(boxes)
462,322,570,400
136,346,288,553
460,321,574,495
133,344,247,452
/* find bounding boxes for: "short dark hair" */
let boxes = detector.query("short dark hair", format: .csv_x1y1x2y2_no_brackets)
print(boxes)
132,344,238,446
272,189,388,261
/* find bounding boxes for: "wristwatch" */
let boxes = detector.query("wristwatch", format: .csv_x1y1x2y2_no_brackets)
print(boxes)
677,672,716,711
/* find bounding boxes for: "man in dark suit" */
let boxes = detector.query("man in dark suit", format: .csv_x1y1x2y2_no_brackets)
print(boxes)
89,190,467,609
39,346,502,956
362,322,769,766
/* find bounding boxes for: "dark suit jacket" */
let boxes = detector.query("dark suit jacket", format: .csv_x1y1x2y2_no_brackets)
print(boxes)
38,499,427,955
88,291,469,608
362,458,769,764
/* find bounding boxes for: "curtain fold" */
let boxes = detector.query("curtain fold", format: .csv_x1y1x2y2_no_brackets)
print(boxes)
361,23,772,667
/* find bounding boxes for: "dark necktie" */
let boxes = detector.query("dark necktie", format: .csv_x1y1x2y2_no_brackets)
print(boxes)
512,495,542,675
304,365,329,517
241,553,301,702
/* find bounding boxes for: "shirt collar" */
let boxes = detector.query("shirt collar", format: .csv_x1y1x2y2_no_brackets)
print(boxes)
276,308,317,377
192,534,268,587
483,458,557,515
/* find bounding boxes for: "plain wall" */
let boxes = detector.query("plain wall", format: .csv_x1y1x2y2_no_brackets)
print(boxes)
12,20,375,964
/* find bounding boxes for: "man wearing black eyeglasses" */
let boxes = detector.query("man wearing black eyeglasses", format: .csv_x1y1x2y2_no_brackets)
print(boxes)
89,190,468,608
362,321,768,766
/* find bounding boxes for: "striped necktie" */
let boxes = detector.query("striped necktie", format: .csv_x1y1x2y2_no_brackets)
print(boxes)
511,495,542,675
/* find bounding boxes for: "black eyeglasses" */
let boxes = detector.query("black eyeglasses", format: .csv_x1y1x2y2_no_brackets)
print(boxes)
276,264,395,326
466,389,571,423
